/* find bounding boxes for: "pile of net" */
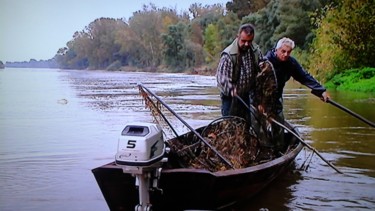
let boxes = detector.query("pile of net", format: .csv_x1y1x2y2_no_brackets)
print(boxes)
138,85,274,172
167,117,264,172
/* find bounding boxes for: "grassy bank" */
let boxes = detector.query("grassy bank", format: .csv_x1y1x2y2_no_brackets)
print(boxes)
325,68,375,93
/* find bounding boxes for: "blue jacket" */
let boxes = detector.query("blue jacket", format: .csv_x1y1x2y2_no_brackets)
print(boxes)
264,49,326,112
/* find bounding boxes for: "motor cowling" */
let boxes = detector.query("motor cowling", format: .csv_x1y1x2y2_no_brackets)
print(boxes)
115,122,165,167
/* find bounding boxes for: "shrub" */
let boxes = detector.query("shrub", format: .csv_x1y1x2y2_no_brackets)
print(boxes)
325,68,375,92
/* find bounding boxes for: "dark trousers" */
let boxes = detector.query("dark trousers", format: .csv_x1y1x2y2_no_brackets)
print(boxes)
220,93,251,122
220,93,232,116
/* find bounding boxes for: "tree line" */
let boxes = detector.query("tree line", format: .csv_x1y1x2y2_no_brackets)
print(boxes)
55,0,375,83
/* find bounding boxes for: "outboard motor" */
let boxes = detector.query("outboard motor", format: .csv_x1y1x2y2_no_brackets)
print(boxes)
115,122,168,211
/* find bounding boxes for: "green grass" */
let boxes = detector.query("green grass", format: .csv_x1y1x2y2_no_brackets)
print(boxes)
325,68,375,93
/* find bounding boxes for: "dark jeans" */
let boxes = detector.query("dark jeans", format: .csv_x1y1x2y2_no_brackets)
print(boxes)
220,93,232,116
220,93,251,122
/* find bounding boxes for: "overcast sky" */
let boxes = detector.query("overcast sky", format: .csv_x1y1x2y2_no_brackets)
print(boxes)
0,0,228,62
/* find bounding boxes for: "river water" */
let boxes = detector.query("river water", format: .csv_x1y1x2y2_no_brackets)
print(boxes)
0,68,374,211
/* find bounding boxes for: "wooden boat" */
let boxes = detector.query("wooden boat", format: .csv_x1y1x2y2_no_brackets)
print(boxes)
92,119,303,211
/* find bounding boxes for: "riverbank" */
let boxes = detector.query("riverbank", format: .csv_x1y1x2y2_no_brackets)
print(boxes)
118,64,216,75
325,67,375,93
7,64,374,93
119,65,375,93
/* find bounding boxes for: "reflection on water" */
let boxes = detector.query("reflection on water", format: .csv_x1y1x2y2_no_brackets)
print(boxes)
0,68,374,210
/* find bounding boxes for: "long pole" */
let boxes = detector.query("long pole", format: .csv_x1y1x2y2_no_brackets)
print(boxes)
138,83,234,169
139,87,180,138
269,116,343,174
327,99,375,128
234,95,343,174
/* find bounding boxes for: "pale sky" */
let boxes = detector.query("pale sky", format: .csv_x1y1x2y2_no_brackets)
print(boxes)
0,0,228,62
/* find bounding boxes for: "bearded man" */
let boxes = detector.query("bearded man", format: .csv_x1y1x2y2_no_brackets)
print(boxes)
216,23,263,121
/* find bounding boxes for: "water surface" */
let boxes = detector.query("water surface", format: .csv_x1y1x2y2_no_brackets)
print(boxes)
0,68,374,210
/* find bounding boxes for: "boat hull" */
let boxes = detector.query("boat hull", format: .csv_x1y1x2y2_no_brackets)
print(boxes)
92,131,303,210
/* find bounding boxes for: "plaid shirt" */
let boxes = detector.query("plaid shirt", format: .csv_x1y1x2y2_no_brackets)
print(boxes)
216,49,257,96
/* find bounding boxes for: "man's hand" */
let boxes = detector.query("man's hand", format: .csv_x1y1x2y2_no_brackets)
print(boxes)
231,87,237,97
258,105,265,113
321,91,330,102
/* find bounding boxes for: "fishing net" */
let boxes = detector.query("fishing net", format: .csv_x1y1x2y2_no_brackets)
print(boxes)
138,85,269,172
180,116,259,171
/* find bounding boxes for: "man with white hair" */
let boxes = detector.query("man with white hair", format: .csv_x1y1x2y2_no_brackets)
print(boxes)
261,37,330,151
265,37,330,116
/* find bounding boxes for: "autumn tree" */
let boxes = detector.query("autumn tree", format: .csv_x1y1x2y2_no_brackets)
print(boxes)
56,18,128,70
86,18,126,69
127,4,184,68
309,0,375,81
55,31,90,69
